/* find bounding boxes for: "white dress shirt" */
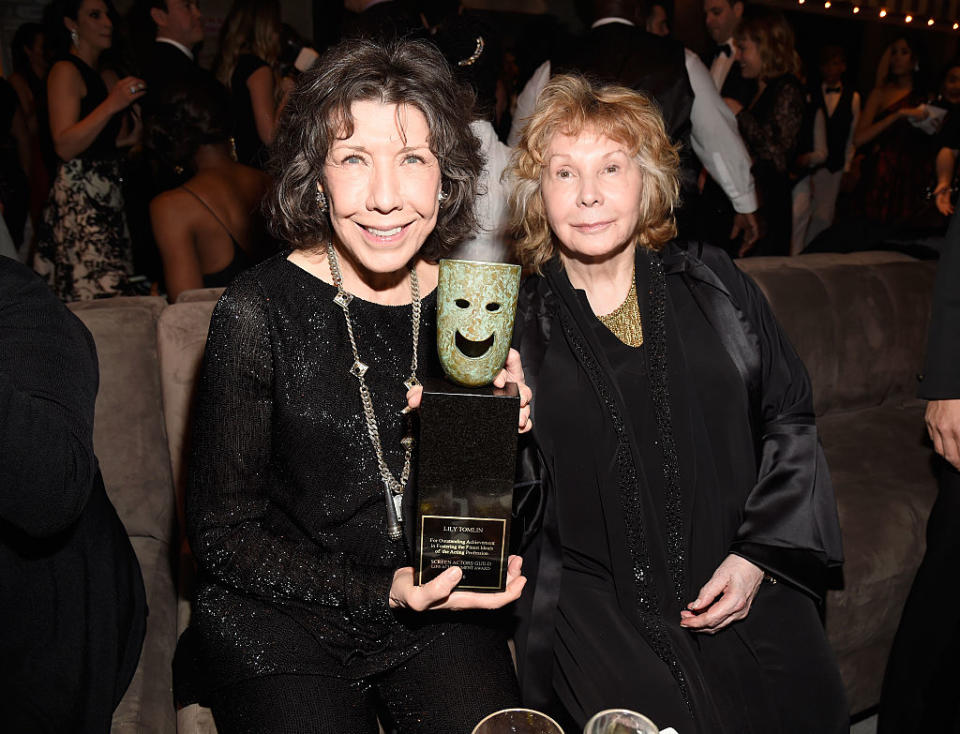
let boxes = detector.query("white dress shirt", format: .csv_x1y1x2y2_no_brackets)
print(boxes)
448,120,513,263
709,37,736,93
156,36,194,62
508,22,757,214
821,83,861,171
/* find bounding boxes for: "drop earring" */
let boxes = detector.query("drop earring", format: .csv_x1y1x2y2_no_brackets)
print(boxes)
438,188,449,204
70,28,79,46
316,188,329,213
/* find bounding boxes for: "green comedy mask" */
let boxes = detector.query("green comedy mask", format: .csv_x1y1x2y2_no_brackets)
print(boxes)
436,259,522,387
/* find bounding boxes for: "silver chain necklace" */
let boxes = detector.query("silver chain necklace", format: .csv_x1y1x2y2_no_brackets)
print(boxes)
326,242,420,541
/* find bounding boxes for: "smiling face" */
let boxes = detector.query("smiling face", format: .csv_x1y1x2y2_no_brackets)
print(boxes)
152,0,205,47
67,0,113,52
540,130,644,265
436,259,521,387
704,0,741,44
321,100,442,282
944,66,960,105
736,36,762,79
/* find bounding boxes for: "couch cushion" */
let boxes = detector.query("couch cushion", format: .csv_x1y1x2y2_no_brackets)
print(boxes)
739,253,935,416
176,287,226,304
68,297,176,544
111,535,177,734
820,402,937,711
156,301,218,532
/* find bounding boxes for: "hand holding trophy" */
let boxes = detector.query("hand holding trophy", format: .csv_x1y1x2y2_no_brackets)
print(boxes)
415,258,523,592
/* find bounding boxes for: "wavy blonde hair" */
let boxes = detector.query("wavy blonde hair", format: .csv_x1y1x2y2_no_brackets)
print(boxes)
508,74,680,273
734,7,801,80
215,0,282,88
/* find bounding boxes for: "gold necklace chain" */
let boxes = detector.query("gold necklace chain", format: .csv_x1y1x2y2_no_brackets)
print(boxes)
597,273,644,347
326,242,420,541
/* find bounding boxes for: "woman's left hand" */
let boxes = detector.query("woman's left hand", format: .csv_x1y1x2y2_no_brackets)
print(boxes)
406,348,533,433
389,555,526,611
679,554,764,634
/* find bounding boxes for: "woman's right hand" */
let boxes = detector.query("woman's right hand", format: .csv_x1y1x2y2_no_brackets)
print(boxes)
899,104,929,122
934,183,955,216
388,555,526,611
107,76,147,114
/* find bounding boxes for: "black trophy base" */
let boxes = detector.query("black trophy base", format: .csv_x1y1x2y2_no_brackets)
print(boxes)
415,376,519,592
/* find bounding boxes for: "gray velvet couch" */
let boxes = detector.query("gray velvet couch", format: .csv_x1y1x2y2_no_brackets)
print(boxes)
67,250,938,731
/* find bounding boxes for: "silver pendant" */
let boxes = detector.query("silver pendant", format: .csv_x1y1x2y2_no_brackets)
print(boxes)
392,493,404,522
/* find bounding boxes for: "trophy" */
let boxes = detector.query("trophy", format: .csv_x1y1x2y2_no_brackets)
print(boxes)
415,258,522,592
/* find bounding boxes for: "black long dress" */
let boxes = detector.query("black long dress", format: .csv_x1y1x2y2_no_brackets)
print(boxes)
175,253,518,729
512,243,848,733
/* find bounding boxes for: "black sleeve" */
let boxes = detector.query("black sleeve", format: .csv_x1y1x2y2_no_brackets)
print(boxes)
699,249,843,599
919,208,960,398
0,260,100,537
737,79,805,175
185,277,394,621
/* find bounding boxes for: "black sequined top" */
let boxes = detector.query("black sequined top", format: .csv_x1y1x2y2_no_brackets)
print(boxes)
180,252,454,695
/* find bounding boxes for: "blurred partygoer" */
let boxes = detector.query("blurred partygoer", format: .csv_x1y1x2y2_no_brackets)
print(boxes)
727,7,804,256
145,82,271,301
33,0,146,301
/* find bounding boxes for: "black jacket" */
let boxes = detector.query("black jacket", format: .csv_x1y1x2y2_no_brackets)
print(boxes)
510,242,843,712
919,208,960,398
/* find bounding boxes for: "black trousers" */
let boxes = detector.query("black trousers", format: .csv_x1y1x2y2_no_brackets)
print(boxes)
879,459,960,733
208,623,520,734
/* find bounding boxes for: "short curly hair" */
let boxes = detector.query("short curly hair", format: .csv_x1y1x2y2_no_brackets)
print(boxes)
266,38,483,259
508,74,680,273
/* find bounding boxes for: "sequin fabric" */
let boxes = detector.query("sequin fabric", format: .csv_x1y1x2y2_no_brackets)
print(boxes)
556,294,692,713
181,254,458,697
646,257,686,608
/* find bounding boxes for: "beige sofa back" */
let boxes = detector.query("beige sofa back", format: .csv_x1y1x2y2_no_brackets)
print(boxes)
739,252,936,416
68,296,178,734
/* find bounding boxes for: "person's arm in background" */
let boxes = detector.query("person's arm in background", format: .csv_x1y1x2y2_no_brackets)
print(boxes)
0,260,100,536
684,49,759,250
934,147,957,216
508,60,551,147
920,209,960,469
47,60,145,161
796,107,827,170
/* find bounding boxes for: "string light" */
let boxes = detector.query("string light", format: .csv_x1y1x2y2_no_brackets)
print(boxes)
794,1,952,32
879,8,887,17
905,13,913,21
954,21,959,29
824,1,831,7
853,5,860,12
928,18,935,26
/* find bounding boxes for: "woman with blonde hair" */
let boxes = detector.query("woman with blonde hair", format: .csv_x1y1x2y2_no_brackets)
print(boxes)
725,6,803,255
509,74,848,733
214,0,287,167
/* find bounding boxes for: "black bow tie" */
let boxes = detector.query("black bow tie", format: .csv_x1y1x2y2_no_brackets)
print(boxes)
824,85,842,94
712,43,732,60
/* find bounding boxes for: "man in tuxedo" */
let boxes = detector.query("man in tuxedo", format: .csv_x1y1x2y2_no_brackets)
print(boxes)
702,0,756,106
878,209,960,732
143,0,206,90
509,0,759,253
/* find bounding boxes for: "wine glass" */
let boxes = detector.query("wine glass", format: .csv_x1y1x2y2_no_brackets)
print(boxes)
582,708,659,734
471,707,565,734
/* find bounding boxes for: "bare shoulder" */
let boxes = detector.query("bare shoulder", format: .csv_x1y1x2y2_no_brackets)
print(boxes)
48,59,83,90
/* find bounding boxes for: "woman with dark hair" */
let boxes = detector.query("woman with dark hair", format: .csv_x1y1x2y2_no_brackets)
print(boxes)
853,36,936,225
725,7,804,255
31,0,146,301
175,38,531,733
508,74,847,733
145,81,271,301
214,0,289,168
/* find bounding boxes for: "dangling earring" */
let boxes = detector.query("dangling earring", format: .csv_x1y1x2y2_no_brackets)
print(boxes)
228,136,238,163
438,188,449,205
316,188,329,213
70,28,79,47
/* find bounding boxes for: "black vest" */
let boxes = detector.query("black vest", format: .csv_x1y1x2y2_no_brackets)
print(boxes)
812,85,856,173
553,23,696,186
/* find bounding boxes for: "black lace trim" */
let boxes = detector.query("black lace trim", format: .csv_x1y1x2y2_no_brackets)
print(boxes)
647,256,686,607
556,267,691,711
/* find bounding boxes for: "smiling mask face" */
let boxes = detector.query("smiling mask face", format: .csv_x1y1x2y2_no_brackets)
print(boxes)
437,259,522,387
